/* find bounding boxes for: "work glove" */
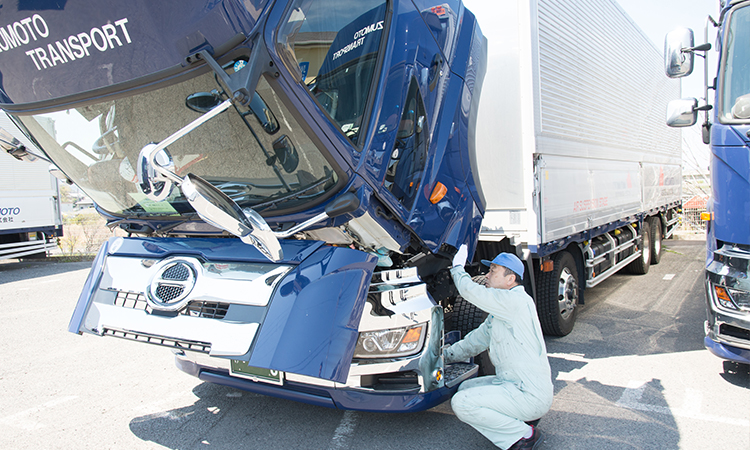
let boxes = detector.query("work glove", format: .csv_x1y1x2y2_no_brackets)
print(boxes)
442,344,455,363
452,244,468,268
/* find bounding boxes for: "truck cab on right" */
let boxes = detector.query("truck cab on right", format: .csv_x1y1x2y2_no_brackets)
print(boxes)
665,0,750,365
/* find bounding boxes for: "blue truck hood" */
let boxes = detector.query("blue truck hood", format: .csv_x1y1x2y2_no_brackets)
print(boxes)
70,237,378,383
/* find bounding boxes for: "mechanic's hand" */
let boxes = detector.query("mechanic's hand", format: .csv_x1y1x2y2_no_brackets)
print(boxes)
452,244,468,268
442,344,454,363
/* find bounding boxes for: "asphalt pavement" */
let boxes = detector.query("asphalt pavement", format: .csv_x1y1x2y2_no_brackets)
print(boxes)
0,239,747,449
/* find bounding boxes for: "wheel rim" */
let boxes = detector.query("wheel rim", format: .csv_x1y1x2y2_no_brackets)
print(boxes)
654,222,662,255
557,267,578,320
642,225,651,263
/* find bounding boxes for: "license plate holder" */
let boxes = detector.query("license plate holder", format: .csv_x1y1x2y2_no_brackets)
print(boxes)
230,360,284,385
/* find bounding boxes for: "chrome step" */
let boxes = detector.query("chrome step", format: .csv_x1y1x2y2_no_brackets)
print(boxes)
444,362,478,388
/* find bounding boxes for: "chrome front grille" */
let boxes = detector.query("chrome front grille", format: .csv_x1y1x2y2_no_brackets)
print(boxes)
162,263,191,280
183,301,229,319
155,284,184,302
114,291,149,310
113,291,229,319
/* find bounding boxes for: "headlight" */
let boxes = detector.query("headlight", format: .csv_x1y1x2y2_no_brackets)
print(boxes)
713,285,738,310
727,287,750,311
353,323,426,359
712,284,750,312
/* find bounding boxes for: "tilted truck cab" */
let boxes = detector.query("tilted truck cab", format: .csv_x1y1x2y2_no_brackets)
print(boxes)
1,0,484,411
1,0,682,411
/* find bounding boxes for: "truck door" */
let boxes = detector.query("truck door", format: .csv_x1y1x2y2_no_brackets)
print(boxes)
373,1,475,250
376,2,450,222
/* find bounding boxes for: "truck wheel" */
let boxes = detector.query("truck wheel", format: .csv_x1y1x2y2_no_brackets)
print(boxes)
649,217,663,265
452,275,495,376
537,251,579,336
627,220,651,274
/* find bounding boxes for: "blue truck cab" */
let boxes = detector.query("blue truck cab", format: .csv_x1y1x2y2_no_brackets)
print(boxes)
0,0,485,411
666,0,750,365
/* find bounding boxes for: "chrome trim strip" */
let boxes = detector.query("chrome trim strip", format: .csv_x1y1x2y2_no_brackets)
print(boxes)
370,267,421,286
86,300,259,357
370,283,434,316
710,317,750,351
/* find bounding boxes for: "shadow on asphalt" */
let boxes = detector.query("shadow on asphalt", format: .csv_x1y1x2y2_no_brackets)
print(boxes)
128,376,683,450
129,381,478,450
547,378,680,450
128,379,682,450
721,361,750,389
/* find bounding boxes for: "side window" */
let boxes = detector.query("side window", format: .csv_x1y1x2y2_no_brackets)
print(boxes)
276,0,388,145
384,78,428,211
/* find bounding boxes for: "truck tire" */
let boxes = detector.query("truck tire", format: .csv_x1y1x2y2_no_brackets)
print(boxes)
627,220,651,274
536,251,579,336
649,216,663,265
452,275,495,376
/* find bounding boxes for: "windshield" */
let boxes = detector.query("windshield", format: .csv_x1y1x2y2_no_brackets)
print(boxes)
16,68,339,217
276,0,387,145
720,5,750,122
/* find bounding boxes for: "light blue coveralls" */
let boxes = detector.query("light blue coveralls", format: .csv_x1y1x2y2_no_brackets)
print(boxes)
445,266,554,449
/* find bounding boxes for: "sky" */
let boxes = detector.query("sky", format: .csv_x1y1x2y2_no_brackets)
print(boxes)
617,0,720,176
617,0,720,99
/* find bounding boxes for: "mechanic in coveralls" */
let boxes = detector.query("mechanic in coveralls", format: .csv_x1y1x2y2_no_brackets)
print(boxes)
445,246,553,450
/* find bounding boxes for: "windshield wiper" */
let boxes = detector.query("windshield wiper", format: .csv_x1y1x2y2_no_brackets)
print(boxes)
254,172,334,213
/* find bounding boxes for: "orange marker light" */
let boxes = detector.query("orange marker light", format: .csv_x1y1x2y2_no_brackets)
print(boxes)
402,327,422,343
714,286,731,302
714,285,737,310
430,182,447,204
700,212,713,221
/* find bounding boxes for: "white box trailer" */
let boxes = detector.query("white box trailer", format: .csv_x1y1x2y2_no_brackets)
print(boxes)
0,112,62,260
463,0,682,335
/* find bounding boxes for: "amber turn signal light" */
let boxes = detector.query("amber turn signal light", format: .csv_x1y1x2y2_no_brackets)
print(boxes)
430,182,447,204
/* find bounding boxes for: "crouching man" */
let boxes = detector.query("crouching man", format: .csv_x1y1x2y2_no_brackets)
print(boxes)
445,246,553,450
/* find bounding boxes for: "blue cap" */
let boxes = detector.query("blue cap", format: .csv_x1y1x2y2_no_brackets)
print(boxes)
481,253,524,280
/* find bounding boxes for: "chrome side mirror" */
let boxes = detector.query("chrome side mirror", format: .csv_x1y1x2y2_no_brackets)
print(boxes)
181,173,283,261
666,98,698,127
665,28,695,78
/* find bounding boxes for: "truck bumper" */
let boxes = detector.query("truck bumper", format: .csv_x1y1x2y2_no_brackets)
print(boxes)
703,333,750,365
175,353,476,412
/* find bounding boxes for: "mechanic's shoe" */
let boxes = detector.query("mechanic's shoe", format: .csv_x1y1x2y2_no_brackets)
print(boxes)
507,425,542,450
